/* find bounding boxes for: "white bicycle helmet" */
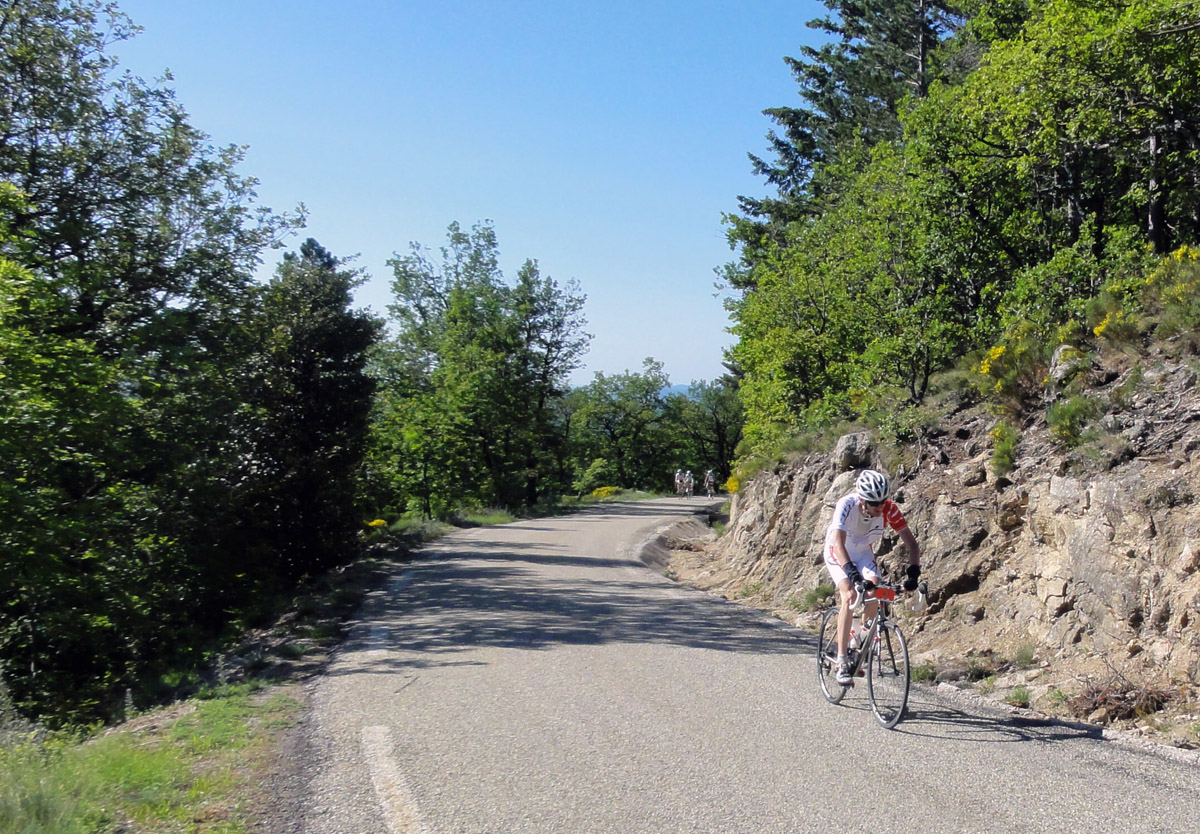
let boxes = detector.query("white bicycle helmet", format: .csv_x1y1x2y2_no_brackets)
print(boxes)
854,469,890,503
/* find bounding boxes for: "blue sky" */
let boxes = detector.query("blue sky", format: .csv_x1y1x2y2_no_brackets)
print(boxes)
111,1,828,386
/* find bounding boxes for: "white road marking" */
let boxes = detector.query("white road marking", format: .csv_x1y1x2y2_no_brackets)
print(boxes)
362,725,430,834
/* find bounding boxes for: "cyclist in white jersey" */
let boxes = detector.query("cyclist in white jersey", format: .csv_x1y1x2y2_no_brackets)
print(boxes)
824,470,922,685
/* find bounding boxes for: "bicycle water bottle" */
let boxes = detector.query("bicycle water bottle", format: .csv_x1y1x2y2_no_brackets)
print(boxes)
848,625,860,650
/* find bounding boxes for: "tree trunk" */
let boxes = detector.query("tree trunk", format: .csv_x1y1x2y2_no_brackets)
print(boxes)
1148,132,1169,254
915,0,929,98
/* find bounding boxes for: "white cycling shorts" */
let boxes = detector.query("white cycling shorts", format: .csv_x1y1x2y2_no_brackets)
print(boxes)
824,546,879,586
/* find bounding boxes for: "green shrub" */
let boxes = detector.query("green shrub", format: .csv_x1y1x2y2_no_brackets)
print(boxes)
867,401,938,446
1109,365,1144,410
989,421,1020,475
1013,643,1036,668
999,246,1102,343
574,457,617,495
968,333,1049,410
1046,396,1102,448
966,657,995,682
1147,246,1200,337
926,368,977,410
737,581,767,599
1146,481,1195,510
1086,256,1144,346
1090,309,1139,344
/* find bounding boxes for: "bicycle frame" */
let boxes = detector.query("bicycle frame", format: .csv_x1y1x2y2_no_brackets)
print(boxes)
816,580,914,728
843,584,891,671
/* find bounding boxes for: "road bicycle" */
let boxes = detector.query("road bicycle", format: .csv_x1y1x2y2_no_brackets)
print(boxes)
816,579,925,729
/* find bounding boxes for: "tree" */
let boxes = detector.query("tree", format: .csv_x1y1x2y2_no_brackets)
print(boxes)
0,1,299,723
0,0,295,348
735,0,967,250
371,222,589,515
569,360,672,490
0,198,147,720
725,0,1200,451
662,375,745,484
228,239,382,585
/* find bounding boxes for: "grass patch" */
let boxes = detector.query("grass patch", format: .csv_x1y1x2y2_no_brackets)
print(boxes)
294,622,342,642
1012,643,1037,669
275,643,313,660
788,583,836,613
911,664,937,683
737,581,767,599
1146,480,1195,510
560,489,657,508
388,515,453,541
455,508,517,527
0,685,301,834
1005,686,1032,708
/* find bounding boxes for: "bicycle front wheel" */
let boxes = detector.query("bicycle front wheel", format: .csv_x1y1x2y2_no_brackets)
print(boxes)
816,607,847,704
867,621,910,728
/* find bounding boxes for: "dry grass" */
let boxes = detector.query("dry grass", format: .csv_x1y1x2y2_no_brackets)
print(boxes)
1067,666,1175,723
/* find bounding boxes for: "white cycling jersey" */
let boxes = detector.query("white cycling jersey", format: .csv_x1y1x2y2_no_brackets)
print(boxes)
823,493,908,560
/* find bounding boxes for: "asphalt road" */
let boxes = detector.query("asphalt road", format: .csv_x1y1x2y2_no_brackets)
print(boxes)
289,498,1200,833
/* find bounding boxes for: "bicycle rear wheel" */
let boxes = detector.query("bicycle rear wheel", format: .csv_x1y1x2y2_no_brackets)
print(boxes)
866,621,910,728
816,607,847,704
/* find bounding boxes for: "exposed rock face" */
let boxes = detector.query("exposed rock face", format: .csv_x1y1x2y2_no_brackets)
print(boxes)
711,355,1200,696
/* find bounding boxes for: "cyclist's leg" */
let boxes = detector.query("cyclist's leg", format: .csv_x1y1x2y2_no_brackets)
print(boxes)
862,562,881,625
825,557,856,660
828,551,876,663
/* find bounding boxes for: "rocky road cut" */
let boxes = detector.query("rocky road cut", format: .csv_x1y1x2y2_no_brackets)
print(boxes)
283,498,1200,833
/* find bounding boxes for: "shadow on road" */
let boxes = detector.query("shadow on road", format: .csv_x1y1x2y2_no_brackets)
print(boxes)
823,687,1104,746
902,697,1103,744
340,521,1113,753
331,541,803,678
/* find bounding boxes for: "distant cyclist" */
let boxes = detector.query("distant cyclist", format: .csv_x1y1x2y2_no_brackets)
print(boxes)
703,469,716,498
823,470,921,685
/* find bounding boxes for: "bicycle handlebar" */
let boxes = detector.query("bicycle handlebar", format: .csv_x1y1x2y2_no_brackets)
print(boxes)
853,579,926,612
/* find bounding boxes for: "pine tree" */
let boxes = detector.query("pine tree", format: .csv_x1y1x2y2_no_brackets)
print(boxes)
735,0,967,245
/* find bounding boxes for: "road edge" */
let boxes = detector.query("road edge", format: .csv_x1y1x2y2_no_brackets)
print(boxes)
634,517,1200,768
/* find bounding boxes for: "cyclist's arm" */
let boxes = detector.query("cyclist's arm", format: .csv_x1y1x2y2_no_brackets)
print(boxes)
831,529,853,572
898,526,920,567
